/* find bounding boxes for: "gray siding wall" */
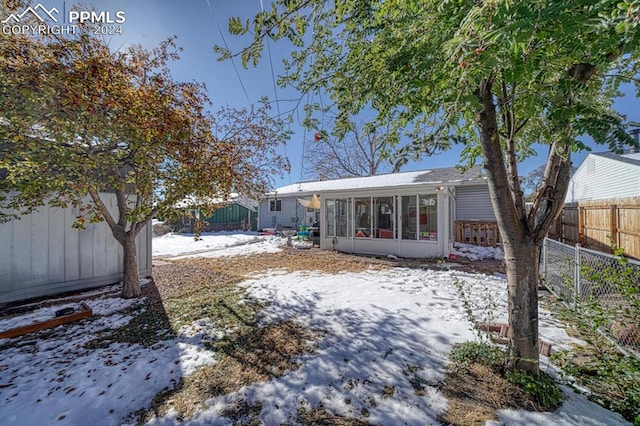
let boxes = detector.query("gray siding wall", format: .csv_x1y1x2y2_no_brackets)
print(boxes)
566,155,640,202
455,185,496,221
258,196,307,230
0,193,152,304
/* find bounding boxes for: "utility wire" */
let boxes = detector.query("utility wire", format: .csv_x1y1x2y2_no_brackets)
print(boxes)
259,0,292,184
260,0,282,118
206,0,251,105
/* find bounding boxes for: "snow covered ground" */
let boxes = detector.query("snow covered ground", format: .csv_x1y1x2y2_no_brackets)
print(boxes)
0,234,631,425
451,242,504,261
154,230,505,262
152,231,286,258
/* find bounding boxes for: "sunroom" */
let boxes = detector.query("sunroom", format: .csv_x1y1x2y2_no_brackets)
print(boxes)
266,166,492,259
322,189,451,258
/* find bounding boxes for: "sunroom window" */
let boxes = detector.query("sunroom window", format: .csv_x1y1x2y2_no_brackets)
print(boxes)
325,199,335,237
373,196,394,239
401,195,437,241
335,198,351,237
418,194,437,240
354,197,371,238
401,195,417,240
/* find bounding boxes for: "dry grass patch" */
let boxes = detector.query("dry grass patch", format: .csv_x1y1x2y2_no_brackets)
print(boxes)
440,362,538,425
135,319,318,423
153,262,260,331
177,248,396,277
220,400,264,426
439,342,563,425
451,257,505,275
119,260,323,423
214,319,320,378
295,406,372,425
174,246,505,278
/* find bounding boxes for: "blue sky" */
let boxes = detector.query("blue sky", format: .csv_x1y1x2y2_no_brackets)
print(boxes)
12,1,640,189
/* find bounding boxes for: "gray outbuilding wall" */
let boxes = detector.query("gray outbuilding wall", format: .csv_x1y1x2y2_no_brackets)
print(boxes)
0,193,152,304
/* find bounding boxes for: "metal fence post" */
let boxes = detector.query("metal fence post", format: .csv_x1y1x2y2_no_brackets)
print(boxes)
574,243,581,307
542,238,548,282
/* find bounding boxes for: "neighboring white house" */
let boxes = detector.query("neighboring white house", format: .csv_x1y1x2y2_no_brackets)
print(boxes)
258,166,495,258
0,193,152,305
258,190,320,231
566,151,640,203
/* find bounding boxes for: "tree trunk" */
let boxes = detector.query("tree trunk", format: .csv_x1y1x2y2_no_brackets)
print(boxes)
121,235,141,299
475,79,541,375
503,239,540,373
88,190,144,299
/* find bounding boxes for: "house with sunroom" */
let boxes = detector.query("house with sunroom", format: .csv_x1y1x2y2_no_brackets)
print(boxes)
258,166,497,258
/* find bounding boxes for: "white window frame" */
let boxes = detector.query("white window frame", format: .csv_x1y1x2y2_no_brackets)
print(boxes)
269,199,282,212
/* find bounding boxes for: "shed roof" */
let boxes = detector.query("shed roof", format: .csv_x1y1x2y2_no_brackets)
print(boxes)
176,193,258,211
271,166,485,196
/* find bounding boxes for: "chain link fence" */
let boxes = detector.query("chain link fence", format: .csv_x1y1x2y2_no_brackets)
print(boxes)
541,238,640,354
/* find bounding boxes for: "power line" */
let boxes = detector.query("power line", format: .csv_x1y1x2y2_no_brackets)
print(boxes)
258,0,292,185
206,0,251,105
259,0,282,118
207,0,292,185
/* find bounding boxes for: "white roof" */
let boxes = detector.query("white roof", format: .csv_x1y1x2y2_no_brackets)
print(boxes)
271,166,484,196
623,152,640,161
175,193,258,211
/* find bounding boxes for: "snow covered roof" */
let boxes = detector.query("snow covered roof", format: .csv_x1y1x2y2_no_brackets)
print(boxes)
270,166,485,196
175,193,258,211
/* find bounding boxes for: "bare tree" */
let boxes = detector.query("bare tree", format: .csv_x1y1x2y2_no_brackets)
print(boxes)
302,123,391,180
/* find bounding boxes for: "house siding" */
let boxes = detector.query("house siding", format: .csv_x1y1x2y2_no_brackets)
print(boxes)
455,185,496,221
566,154,640,202
258,197,308,230
0,193,152,304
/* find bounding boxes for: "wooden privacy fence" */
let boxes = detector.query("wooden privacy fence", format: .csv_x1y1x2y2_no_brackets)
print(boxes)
552,197,640,260
455,221,501,247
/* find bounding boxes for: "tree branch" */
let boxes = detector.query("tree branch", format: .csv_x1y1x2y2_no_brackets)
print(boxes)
88,189,124,243
476,77,523,244
528,142,571,243
602,73,640,84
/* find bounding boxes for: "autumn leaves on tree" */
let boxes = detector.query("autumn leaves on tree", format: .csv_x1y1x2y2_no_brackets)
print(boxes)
0,28,289,298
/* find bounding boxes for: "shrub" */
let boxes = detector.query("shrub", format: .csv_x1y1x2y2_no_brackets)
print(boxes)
552,346,640,423
506,369,564,410
450,341,507,370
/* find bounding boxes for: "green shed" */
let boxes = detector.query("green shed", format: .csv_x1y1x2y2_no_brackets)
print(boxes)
205,200,257,231
174,194,259,233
